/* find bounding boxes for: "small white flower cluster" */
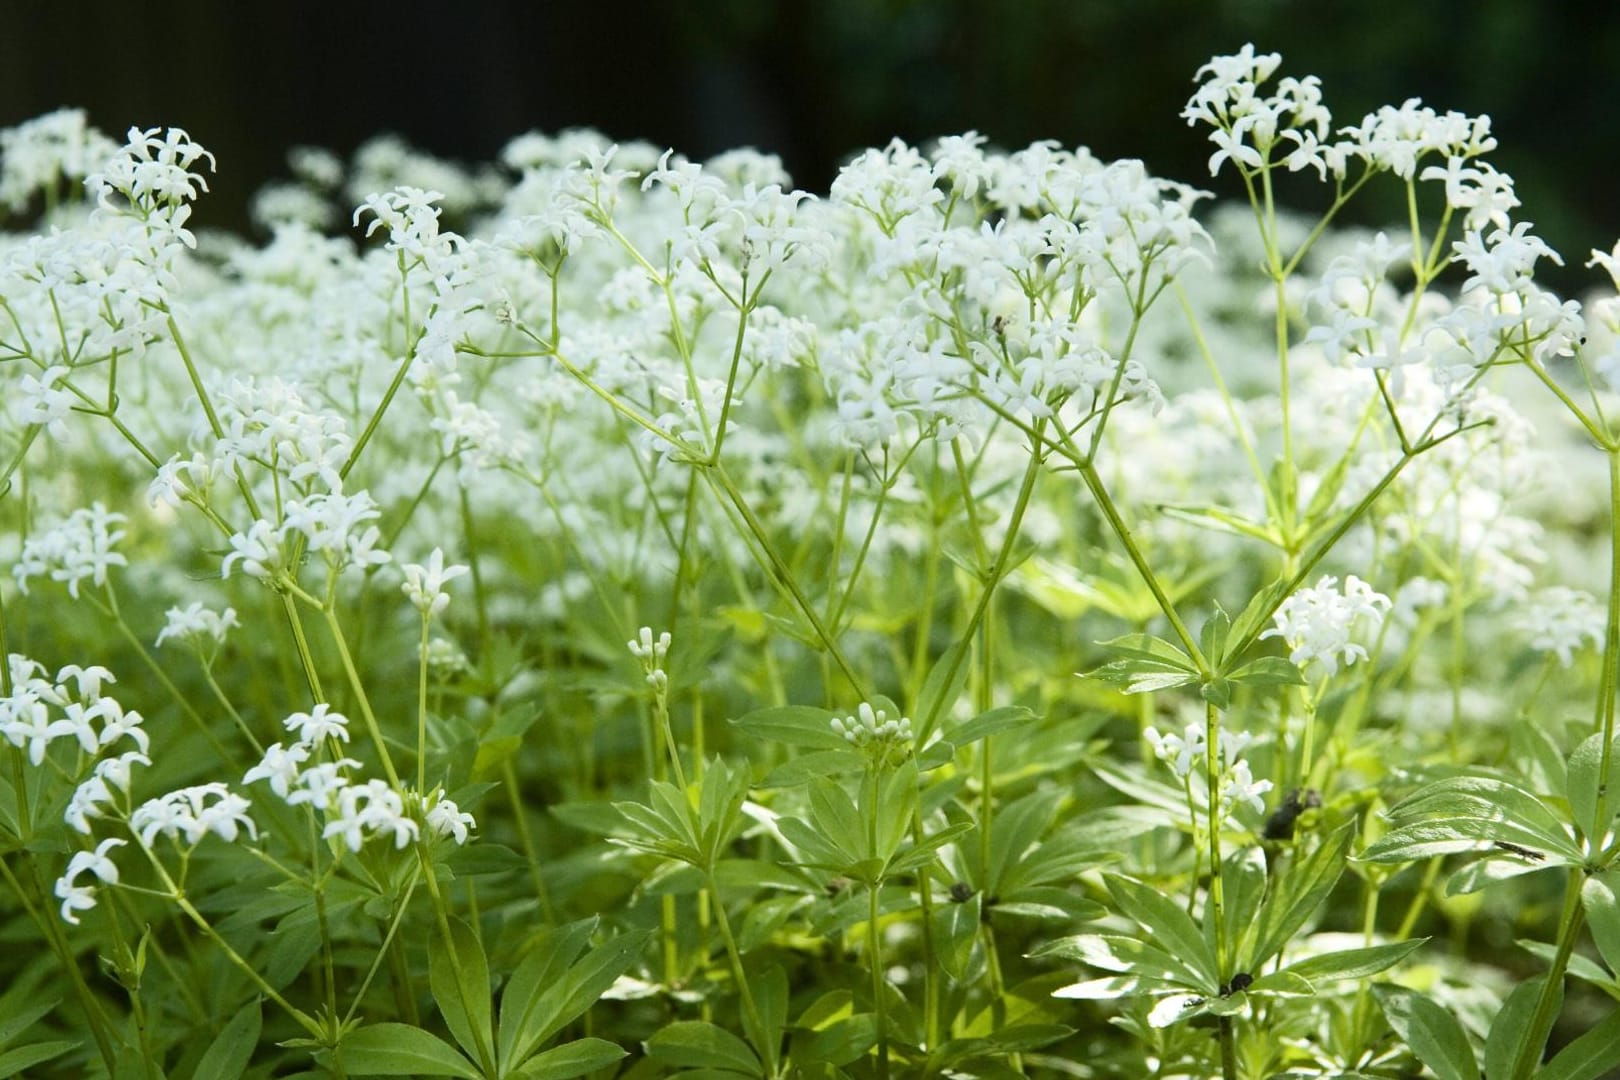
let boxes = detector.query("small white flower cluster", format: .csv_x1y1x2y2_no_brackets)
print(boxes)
154,602,240,652
1514,587,1605,668
1261,575,1392,677
0,108,118,214
628,626,672,690
401,548,469,617
1,657,147,769
221,490,390,582
12,504,128,599
130,782,257,848
54,837,126,926
1144,721,1274,816
241,704,475,854
1184,44,1497,186
831,702,914,765
86,126,215,220
353,185,469,294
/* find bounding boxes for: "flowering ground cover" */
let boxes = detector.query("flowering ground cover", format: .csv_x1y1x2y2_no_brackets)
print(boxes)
4,44,1620,1079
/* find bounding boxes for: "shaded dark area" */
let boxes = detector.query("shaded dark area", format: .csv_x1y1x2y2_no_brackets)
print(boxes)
3,0,1616,293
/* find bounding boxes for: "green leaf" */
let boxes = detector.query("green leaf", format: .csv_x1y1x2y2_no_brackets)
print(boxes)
1093,634,1198,669
1035,932,1197,990
429,917,493,1067
930,893,982,981
499,925,650,1070
1567,733,1620,844
1200,606,1231,668
1226,656,1306,688
731,706,846,750
340,1023,481,1078
1373,985,1478,1080
193,998,262,1080
792,1014,877,1068
1483,977,1555,1080
1087,659,1200,695
1251,939,1425,993
0,998,58,1049
758,748,867,786
1221,848,1267,967
0,1040,79,1076
1385,776,1583,862
1104,876,1218,992
740,966,787,1076
951,706,1038,746
509,1037,627,1080
1228,580,1291,656
1248,824,1351,970
914,636,973,742
1583,871,1620,976
986,790,1062,896
1539,1005,1620,1080
645,1020,761,1074
806,777,866,867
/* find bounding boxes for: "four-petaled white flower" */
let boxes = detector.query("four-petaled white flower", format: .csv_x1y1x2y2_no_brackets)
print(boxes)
401,548,469,617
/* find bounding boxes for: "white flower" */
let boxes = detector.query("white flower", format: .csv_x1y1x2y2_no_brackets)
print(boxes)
1260,575,1392,677
1144,722,1203,780
283,703,351,746
401,549,469,617
130,784,256,848
286,761,358,809
155,603,240,649
0,693,76,765
426,797,476,845
221,519,286,582
1221,760,1274,815
830,702,914,752
54,838,126,924
12,504,128,598
1515,587,1605,668
322,779,418,852
243,742,311,799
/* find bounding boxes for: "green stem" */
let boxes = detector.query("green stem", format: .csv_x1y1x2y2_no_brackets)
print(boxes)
1510,869,1583,1080
323,610,403,789
706,870,776,1077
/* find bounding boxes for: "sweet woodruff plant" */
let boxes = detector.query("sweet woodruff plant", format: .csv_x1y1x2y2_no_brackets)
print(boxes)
3,43,1620,1080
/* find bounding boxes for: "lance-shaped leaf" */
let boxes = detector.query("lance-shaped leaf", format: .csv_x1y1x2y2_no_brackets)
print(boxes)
429,917,493,1071
1085,634,1200,695
1374,985,1478,1080
339,1024,480,1078
1247,824,1352,971
1246,938,1426,995
1104,876,1219,993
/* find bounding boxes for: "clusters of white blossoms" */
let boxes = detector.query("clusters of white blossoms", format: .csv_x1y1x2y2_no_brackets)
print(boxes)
1144,719,1273,817
831,702,915,767
3,41,1618,940
1262,575,1393,677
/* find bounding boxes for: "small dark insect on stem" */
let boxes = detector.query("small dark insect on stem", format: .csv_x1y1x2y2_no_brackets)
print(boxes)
1492,840,1545,862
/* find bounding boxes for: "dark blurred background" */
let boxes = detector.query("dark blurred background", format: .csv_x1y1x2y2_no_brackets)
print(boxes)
2,0,1615,294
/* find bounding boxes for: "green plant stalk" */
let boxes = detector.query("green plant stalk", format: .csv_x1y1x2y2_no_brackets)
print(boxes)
144,854,326,1041
916,423,1047,744
416,615,430,792
415,841,497,1077
1205,700,1237,1080
869,875,890,1080
705,869,777,1077
323,609,403,789
1589,448,1620,842
500,756,557,923
1511,870,1584,1080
